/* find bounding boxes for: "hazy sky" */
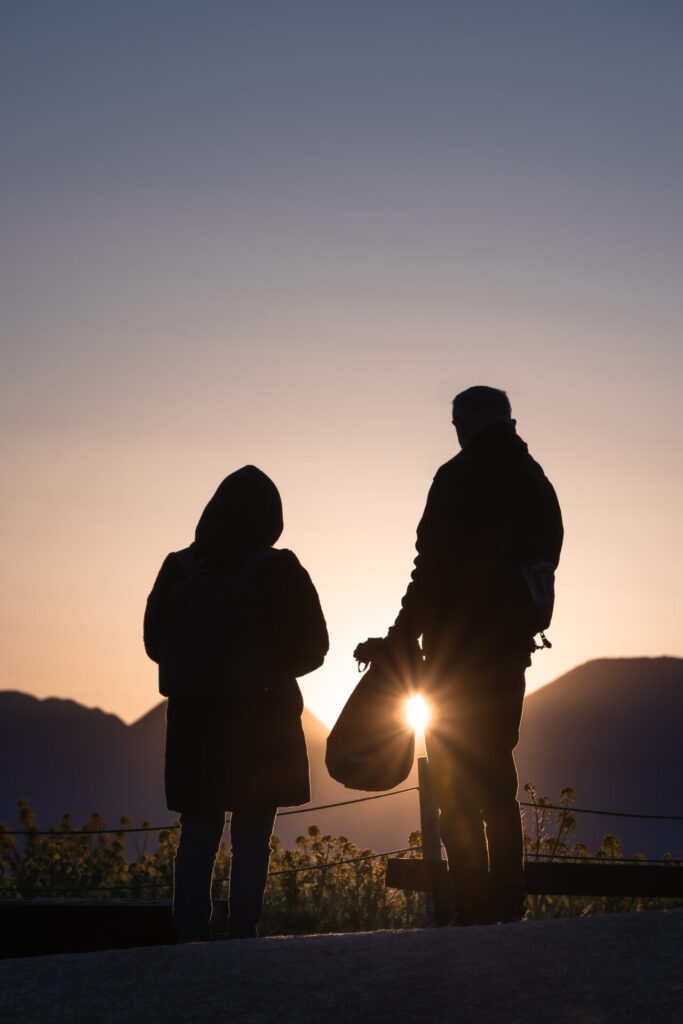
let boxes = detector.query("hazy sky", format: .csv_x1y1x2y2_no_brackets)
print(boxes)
2,1,682,728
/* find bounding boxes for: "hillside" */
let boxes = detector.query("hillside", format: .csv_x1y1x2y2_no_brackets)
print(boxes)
0,689,417,850
515,656,683,857
1,657,681,856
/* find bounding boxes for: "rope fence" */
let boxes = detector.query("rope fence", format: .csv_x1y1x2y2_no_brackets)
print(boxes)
2,788,682,838
2,751,681,912
520,803,683,823
0,845,422,896
3,849,680,898
0,787,419,837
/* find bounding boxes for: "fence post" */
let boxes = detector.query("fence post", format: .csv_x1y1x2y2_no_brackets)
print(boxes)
417,755,449,922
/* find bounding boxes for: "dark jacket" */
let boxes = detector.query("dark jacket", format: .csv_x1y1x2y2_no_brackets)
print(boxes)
143,466,328,814
393,423,563,666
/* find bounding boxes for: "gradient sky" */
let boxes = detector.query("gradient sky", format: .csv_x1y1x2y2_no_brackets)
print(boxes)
2,1,682,728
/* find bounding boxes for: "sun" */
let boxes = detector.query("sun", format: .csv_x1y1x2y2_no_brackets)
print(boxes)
405,694,430,732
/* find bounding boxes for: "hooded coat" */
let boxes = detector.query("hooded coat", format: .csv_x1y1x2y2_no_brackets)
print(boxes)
143,466,328,814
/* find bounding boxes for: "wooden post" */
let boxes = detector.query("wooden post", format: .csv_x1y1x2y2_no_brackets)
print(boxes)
417,755,448,921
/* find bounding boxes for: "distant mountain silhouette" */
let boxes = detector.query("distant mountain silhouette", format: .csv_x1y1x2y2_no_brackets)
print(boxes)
0,691,411,851
515,657,683,857
1,657,681,857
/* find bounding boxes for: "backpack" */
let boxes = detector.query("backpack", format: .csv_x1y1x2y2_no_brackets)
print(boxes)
520,558,556,648
478,461,559,650
158,547,271,699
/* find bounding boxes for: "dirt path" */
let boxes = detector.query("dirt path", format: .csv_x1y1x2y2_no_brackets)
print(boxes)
1,910,681,1024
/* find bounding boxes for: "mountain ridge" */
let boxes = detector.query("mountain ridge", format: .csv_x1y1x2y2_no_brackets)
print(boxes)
1,656,681,856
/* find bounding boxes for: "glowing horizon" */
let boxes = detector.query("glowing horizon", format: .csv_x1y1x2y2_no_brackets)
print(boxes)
2,3,682,730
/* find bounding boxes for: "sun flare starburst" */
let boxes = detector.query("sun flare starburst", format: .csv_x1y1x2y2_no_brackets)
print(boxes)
405,694,430,732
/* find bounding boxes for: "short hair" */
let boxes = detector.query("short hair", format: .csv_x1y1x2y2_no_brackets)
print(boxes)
452,386,512,424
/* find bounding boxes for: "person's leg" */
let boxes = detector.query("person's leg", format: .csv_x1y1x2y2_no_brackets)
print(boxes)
173,812,225,942
227,807,277,939
425,728,490,925
478,655,527,922
480,745,525,921
425,646,527,925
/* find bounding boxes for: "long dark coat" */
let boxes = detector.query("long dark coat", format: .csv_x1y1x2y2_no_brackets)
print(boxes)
143,467,328,814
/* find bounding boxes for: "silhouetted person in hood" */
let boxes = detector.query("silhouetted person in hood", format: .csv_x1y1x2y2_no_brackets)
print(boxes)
144,466,328,940
356,388,563,925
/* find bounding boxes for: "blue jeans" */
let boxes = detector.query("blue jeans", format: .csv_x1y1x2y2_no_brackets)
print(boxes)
173,807,277,942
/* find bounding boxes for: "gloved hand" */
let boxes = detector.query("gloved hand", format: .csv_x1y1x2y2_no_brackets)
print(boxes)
353,637,388,668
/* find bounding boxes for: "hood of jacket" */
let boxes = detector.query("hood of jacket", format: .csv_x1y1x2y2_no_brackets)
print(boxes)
194,465,283,560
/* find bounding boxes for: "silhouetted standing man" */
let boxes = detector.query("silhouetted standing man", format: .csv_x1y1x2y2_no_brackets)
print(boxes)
356,387,563,924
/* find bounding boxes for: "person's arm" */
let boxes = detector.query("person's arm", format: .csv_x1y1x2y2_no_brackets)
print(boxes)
390,471,446,644
143,553,183,663
264,550,329,678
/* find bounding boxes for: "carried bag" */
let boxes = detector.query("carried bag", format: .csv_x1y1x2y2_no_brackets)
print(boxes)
158,547,270,699
325,651,417,792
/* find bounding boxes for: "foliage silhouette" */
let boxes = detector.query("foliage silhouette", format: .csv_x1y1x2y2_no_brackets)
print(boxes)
521,784,682,918
1,791,680,930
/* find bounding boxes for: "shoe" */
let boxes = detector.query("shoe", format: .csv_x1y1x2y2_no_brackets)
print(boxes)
226,924,259,939
450,904,497,926
489,898,526,924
